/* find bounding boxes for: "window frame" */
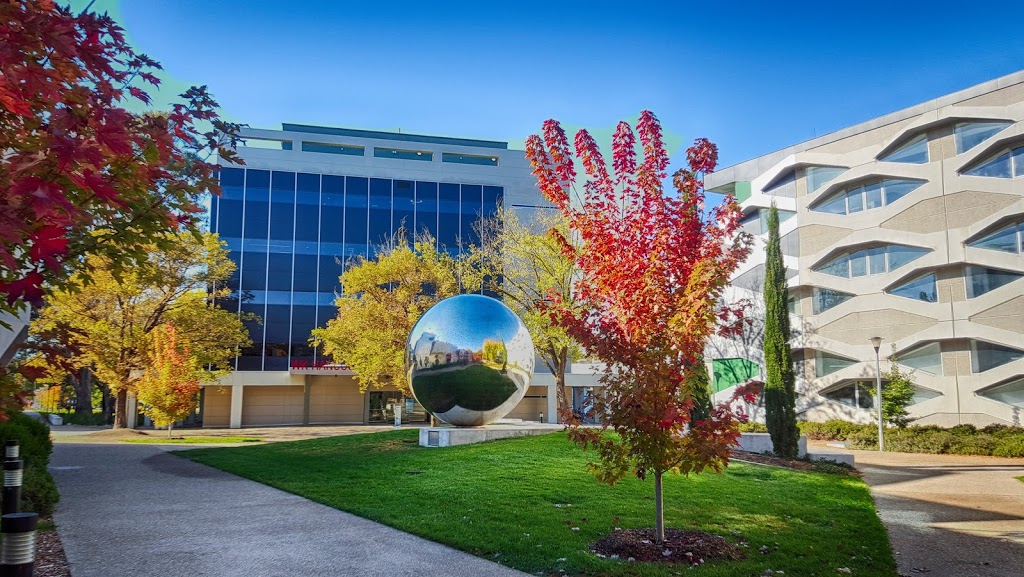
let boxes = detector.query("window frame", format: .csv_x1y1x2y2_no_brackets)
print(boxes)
886,272,937,303
879,133,929,164
954,121,1012,154
963,143,1024,179
809,178,926,215
816,245,930,278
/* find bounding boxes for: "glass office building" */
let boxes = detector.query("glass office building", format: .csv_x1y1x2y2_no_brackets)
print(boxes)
211,167,502,371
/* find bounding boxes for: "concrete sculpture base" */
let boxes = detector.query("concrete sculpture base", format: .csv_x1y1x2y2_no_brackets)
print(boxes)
418,420,562,448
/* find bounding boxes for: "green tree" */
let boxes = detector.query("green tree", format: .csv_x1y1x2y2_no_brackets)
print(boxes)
688,357,713,423
762,203,799,459
30,232,251,428
882,356,917,429
311,233,476,393
136,323,201,437
465,208,583,420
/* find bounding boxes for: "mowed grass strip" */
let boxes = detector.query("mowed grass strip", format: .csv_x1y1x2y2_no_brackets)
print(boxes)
182,430,896,577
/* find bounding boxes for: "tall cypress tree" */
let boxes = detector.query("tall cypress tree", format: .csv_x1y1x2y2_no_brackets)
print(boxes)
688,357,713,424
763,203,799,459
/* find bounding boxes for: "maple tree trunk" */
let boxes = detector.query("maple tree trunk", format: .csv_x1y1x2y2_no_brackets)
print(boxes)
113,388,128,429
555,372,569,423
654,469,665,544
74,368,93,414
167,422,174,439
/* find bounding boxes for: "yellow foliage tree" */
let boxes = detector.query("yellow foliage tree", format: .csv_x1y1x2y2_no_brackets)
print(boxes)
464,208,583,418
311,233,476,393
35,385,64,413
30,232,252,428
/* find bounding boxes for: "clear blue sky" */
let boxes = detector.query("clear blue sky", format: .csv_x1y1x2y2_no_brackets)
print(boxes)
85,0,1022,173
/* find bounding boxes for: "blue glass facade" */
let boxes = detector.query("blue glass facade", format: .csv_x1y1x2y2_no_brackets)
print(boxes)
211,167,503,371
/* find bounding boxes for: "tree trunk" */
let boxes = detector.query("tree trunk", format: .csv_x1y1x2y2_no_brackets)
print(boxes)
654,469,665,544
168,422,173,439
74,368,93,414
555,371,569,423
554,346,570,423
113,388,128,429
100,383,112,424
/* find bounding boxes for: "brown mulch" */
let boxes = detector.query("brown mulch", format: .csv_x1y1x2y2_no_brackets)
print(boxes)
592,528,744,565
731,450,860,476
731,450,818,470
35,518,71,577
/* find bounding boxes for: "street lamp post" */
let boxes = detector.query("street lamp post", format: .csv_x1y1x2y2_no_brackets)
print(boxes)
870,336,884,452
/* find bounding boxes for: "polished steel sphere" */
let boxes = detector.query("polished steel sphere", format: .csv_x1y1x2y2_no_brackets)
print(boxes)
406,294,535,427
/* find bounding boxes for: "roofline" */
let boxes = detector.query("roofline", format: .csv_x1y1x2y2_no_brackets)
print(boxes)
279,123,509,150
707,69,1024,188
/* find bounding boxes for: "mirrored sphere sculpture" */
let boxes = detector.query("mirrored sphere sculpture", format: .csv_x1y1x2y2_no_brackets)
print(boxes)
406,294,535,426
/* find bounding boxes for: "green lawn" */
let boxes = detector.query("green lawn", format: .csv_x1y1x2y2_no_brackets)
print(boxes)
183,430,896,577
124,436,262,444
1017,476,1024,484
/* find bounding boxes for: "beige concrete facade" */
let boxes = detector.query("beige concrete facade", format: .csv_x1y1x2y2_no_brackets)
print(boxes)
199,372,578,428
707,71,1024,426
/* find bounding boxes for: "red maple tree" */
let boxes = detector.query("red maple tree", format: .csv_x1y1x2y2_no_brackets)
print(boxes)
0,0,242,310
525,111,754,543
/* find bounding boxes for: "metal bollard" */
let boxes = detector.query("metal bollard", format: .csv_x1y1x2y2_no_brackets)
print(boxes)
1,461,22,516
0,512,37,577
3,441,16,461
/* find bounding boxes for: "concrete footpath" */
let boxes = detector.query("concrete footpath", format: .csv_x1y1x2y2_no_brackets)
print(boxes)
843,445,1024,577
50,441,530,577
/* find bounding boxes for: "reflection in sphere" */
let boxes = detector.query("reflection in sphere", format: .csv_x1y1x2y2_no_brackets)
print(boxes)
406,294,534,426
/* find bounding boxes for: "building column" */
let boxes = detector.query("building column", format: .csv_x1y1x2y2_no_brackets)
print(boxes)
546,385,558,424
126,393,138,429
362,389,370,425
229,384,244,429
302,376,311,425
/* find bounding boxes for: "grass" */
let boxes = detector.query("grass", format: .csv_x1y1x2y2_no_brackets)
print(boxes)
182,430,896,577
1017,476,1024,484
124,436,262,444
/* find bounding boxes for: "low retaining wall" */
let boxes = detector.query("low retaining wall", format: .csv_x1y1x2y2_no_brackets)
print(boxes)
736,433,808,458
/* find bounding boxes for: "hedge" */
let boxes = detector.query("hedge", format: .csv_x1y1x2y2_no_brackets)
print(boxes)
739,419,1024,457
0,411,59,515
781,419,1024,457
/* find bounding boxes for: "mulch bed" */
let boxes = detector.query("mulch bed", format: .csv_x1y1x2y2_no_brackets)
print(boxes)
592,528,744,565
731,450,859,476
731,450,818,471
35,518,71,577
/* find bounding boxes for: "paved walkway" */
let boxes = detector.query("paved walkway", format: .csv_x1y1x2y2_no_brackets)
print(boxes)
833,444,1024,577
50,438,530,577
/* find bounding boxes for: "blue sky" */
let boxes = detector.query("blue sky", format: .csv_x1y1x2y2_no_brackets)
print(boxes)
83,1,1022,173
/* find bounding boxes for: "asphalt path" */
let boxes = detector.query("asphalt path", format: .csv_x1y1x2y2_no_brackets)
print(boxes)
50,442,531,577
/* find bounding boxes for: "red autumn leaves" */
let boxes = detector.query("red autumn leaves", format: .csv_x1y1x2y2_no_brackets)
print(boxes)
0,1,241,307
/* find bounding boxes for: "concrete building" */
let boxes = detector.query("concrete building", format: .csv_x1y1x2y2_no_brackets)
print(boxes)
706,71,1024,426
202,124,596,428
